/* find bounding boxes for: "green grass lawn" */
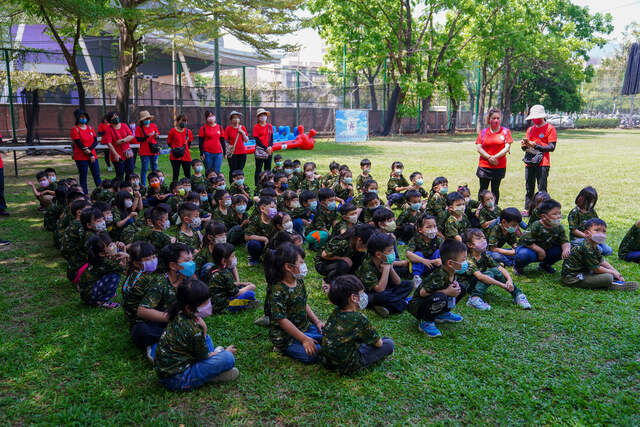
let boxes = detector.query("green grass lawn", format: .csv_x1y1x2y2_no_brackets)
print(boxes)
1,129,639,425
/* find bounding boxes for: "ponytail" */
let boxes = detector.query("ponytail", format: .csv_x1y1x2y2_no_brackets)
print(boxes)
263,242,305,286
168,278,210,321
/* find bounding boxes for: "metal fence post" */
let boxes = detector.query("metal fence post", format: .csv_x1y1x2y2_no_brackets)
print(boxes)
178,59,183,109
242,65,247,119
474,65,481,126
296,70,300,125
382,58,387,127
3,49,17,143
214,36,221,120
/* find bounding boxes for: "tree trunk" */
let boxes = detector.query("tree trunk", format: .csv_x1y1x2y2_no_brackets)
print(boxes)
475,59,488,132
115,20,139,122
381,83,402,136
363,65,380,110
353,74,360,109
419,95,432,135
501,53,513,127
448,94,458,135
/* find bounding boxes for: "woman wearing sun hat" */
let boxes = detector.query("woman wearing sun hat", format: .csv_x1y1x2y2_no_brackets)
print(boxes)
135,110,160,186
225,110,249,172
252,108,274,185
521,104,557,209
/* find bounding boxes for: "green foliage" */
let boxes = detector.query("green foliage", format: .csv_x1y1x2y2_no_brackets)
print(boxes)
574,118,620,129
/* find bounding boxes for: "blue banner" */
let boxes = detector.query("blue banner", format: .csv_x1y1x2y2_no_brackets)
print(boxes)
335,109,368,143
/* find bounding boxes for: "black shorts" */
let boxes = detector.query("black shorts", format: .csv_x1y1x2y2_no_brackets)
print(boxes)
476,166,506,180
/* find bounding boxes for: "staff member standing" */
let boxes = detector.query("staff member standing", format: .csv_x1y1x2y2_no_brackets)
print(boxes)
252,108,273,185
198,110,226,173
521,105,557,210
168,114,193,182
102,111,135,182
225,110,249,173
475,108,512,204
97,114,113,172
135,110,160,186
71,109,101,194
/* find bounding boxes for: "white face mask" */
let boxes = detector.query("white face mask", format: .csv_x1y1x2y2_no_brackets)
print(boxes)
230,257,238,268
224,199,232,207
549,218,562,226
357,291,369,310
124,199,133,209
290,201,300,209
214,236,227,244
293,262,308,279
453,205,466,214
394,168,403,174
191,217,201,228
423,228,438,239
207,116,216,123
590,232,607,244
163,219,171,230
344,215,358,224
283,221,294,232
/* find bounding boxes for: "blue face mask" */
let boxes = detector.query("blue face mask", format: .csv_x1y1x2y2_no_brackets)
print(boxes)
410,202,422,211
506,226,517,233
454,260,469,275
200,195,208,202
309,201,318,211
385,252,396,264
327,201,337,211
344,177,353,184
143,120,151,126
216,184,226,190
369,189,378,194
284,168,293,175
178,260,196,277
280,182,288,190
235,178,244,186
294,167,302,173
235,204,247,214
79,117,87,125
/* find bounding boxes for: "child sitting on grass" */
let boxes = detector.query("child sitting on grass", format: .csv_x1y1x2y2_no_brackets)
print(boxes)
443,191,470,241
476,190,501,236
562,218,638,290
305,188,338,250
385,161,411,207
425,176,448,223
355,158,373,193
618,219,640,263
176,202,202,252
407,239,467,338
27,170,55,209
406,215,443,286
487,207,522,267
155,278,239,391
321,275,395,375
207,243,258,313
395,189,423,244
462,228,531,311
567,186,613,255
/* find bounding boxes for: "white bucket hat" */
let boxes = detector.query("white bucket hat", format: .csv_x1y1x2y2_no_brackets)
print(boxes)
526,105,547,120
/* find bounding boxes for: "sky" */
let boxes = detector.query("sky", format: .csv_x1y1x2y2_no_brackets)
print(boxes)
223,0,640,64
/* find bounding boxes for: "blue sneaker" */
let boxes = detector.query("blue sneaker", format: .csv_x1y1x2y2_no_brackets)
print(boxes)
248,260,259,267
418,321,442,337
435,312,463,323
398,240,406,246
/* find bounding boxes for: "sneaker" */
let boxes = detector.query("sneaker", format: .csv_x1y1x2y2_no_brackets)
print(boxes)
248,260,259,267
0,239,10,246
213,346,225,354
254,315,270,327
435,311,463,323
397,240,406,246
514,293,532,310
212,367,239,383
609,281,639,291
467,296,491,311
412,275,422,289
373,305,389,317
538,263,556,274
418,321,442,337
107,166,113,172
146,345,155,363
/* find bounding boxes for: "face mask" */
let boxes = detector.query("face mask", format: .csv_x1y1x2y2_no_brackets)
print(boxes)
454,260,469,274
294,167,302,173
590,232,607,244
344,215,358,224
178,188,186,197
283,221,294,232
190,217,201,229
216,184,226,191
357,291,369,310
293,262,308,279
49,176,56,183
464,197,471,204
79,118,87,125
368,204,380,211
411,202,422,211
344,177,353,184
159,176,165,183
506,226,517,233
106,243,118,256
549,218,562,226
439,187,449,195
223,199,232,207
309,201,318,211
394,169,403,175
230,257,238,268
200,195,208,203
423,228,438,239
385,252,396,264
416,178,424,186
195,165,203,173
532,118,544,126
235,204,247,214
143,120,151,126
363,167,370,173
95,220,107,232
40,179,49,188
207,116,216,123
267,207,278,218
163,219,171,230
104,214,113,223
280,183,288,190
284,168,293,175
275,161,283,167
178,122,186,129
110,117,120,125
196,300,212,318
184,186,191,193
290,201,300,209
132,180,140,187
454,205,465,214
485,201,494,209
143,257,158,272
215,236,227,244
178,260,196,277
151,182,160,189
235,178,245,186
369,189,378,194
475,240,488,252
384,220,396,232
305,171,314,178
327,201,337,211
124,199,133,209
259,115,267,123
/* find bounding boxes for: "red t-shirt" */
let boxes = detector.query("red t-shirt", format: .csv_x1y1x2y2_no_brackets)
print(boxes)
97,122,110,137
225,125,248,154
526,123,557,167
198,124,224,154
135,123,160,156
252,123,273,149
102,124,133,162
475,126,513,169
168,128,193,161
70,125,98,161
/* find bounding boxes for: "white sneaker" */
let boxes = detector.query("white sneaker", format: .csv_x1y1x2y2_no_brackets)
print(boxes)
412,275,422,289
254,315,270,327
467,296,491,311
212,367,239,383
146,345,155,363
514,293,532,310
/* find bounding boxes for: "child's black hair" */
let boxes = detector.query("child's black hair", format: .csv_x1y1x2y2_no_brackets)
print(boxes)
272,211,291,230
363,192,380,206
151,205,169,224
70,199,91,217
147,172,159,182
329,161,340,171
318,188,335,201
274,153,283,161
283,159,293,169
257,196,274,208
405,189,421,201
539,199,562,215
409,171,422,181
575,186,598,210
168,278,210,320
178,202,198,219
366,231,394,256
159,243,192,271
193,184,206,195
337,223,376,243
274,172,287,183
86,232,112,266
212,242,235,265
230,169,244,179
282,190,298,204
259,187,277,198
363,179,377,190
186,192,200,203
500,207,522,224
391,161,403,170
292,159,301,167
267,230,296,250
128,240,156,265
457,184,471,197
232,194,248,205
80,207,104,230
584,217,606,230
446,191,465,206
416,214,437,229
328,274,364,309
213,189,229,202
36,170,48,181
44,167,56,175
431,176,448,189
203,220,227,244
478,189,493,203
67,190,86,206
372,207,394,227
179,177,191,187
439,238,467,265
191,158,203,166
263,242,306,285
360,158,371,167
462,228,485,245
528,191,550,216
339,202,357,215
303,161,316,171
299,190,316,204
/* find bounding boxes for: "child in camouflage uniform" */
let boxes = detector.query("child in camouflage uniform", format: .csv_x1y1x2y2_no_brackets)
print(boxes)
305,188,338,250
567,186,612,255
77,233,127,308
425,176,449,228
487,207,521,267
207,243,258,313
406,215,443,285
244,196,277,265
385,161,410,207
443,191,470,241
395,190,422,244
61,199,91,281
355,158,373,194
176,202,202,252
476,190,502,237
619,219,640,263
321,275,394,374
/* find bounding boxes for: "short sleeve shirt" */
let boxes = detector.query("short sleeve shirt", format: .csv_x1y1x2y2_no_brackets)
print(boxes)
70,125,97,161
168,128,193,161
487,225,518,249
208,268,239,313
407,234,442,258
268,280,310,351
444,214,471,239
567,207,598,236
225,125,248,154
476,127,513,169
525,123,557,167
154,313,209,379
355,257,381,293
135,123,160,156
102,124,132,161
198,124,224,154
518,220,568,250
561,242,602,279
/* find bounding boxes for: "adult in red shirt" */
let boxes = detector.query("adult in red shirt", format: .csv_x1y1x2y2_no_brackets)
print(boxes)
252,108,274,185
168,114,194,182
102,111,135,182
475,108,513,204
135,110,160,186
97,115,113,172
521,104,557,209
71,109,101,194
225,110,249,173
198,110,226,174
0,131,7,220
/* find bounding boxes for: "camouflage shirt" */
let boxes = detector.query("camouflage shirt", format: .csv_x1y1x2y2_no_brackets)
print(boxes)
146,184,170,199
355,173,374,193
518,220,568,250
487,225,518,249
332,183,353,201
176,229,202,252
194,244,215,271
407,268,456,318
444,213,471,239
320,308,380,374
310,205,338,233
78,258,124,304
245,214,277,240
528,208,541,226
386,175,409,197
268,280,311,351
298,177,321,194
122,271,165,327
425,191,447,220
61,220,87,268
208,268,239,313
323,172,339,188
212,207,236,229
315,236,356,265
561,241,602,279
462,251,498,279
139,273,177,313
146,229,173,251
189,174,206,189
406,234,442,258
477,206,502,226
355,256,383,293
44,201,64,232
330,219,351,238
229,182,251,197
619,224,640,260
567,206,598,236
154,313,209,379
397,208,421,227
